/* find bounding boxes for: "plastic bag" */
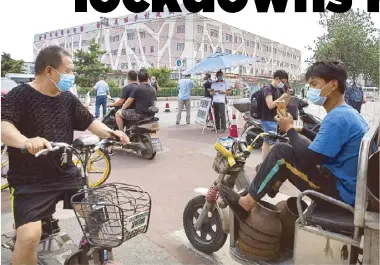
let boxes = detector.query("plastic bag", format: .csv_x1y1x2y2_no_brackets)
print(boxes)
84,92,91,107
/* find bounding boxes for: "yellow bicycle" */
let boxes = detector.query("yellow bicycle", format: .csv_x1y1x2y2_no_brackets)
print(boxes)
1,145,111,191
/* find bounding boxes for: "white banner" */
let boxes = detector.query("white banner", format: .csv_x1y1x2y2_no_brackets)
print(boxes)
195,97,212,126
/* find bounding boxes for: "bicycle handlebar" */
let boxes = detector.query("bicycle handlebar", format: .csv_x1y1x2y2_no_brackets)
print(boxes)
21,138,121,158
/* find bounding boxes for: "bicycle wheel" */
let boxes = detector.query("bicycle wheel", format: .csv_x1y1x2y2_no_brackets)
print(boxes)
1,149,9,191
73,149,111,187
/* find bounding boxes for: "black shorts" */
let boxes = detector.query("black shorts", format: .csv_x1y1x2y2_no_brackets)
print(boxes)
10,187,83,229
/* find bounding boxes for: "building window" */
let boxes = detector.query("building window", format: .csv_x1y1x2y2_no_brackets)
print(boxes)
139,31,146,38
150,46,154,53
210,46,213,53
225,34,232,42
99,36,104,43
111,50,117,55
73,42,79,48
131,62,136,69
81,40,90,46
234,36,238,43
245,40,249,46
177,43,185,51
225,49,232,54
257,43,260,50
59,43,65,48
121,63,128,69
216,47,222,53
196,59,201,64
142,47,145,53
238,52,242,55
250,41,254,48
131,48,135,53
210,29,218,38
177,25,185,33
204,44,207,52
121,49,126,55
250,68,253,74
242,67,246,73
197,25,203,34
127,33,135,40
195,43,201,50
273,48,277,54
110,35,119,42
238,37,242,43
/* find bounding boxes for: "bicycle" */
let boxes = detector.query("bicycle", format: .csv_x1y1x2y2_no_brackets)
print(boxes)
1,134,152,265
1,140,111,191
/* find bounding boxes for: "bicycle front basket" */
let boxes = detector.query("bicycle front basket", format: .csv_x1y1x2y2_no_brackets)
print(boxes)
71,182,152,248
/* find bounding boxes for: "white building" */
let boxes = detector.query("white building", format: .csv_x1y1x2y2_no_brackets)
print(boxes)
33,5,301,80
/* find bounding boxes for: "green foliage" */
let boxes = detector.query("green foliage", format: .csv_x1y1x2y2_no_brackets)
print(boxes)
73,39,112,87
308,9,379,83
1,53,24,77
146,67,172,86
106,80,119,89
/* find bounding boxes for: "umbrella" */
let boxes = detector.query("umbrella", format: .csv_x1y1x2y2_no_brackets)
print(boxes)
182,52,261,75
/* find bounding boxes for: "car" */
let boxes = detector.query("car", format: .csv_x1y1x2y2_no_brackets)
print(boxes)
1,77,18,97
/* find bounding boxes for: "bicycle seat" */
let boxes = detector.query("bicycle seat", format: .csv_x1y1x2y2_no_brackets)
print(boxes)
73,135,100,149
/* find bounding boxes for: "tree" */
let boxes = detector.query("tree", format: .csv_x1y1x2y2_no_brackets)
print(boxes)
146,67,173,87
362,39,380,86
1,53,24,77
308,9,379,82
73,39,112,87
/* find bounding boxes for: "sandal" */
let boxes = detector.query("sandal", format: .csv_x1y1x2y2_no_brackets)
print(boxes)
218,184,250,220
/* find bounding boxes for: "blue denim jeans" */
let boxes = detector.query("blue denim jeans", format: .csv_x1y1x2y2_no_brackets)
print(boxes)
261,120,277,145
95,95,107,118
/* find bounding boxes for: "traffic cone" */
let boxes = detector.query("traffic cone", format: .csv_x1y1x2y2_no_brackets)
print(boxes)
229,114,238,138
164,98,171,112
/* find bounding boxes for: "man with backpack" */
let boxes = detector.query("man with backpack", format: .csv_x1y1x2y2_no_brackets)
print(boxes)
345,81,366,113
251,70,290,160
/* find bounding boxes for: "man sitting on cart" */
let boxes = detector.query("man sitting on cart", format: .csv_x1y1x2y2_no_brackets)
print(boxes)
219,60,369,220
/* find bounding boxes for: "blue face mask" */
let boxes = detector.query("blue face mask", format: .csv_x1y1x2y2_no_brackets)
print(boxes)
307,82,331,106
51,69,75,92
277,82,284,89
217,76,223,81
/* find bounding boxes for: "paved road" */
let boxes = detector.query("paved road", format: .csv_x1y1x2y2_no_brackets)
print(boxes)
1,99,378,264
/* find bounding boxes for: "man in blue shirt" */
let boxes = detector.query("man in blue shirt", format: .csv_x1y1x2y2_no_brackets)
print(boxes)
218,61,368,220
176,74,196,125
90,74,110,118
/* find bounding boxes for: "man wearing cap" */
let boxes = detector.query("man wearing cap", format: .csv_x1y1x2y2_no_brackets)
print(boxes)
90,74,110,118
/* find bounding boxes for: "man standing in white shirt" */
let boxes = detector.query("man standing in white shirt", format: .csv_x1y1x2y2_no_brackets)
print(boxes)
210,70,230,132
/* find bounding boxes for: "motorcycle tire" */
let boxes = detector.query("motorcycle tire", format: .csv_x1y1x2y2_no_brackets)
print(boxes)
245,127,264,150
183,195,227,254
139,134,156,160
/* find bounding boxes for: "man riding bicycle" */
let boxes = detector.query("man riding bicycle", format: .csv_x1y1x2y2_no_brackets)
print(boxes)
218,61,369,220
115,69,156,131
1,45,129,265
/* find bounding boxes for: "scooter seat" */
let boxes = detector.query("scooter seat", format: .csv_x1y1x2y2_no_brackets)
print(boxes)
305,202,354,236
72,135,100,149
127,117,159,126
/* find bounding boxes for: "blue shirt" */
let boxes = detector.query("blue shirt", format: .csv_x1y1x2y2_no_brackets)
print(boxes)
94,80,109,96
178,79,196,100
309,105,368,205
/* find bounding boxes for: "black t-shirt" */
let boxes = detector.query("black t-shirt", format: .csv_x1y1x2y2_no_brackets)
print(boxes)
1,84,94,191
261,85,281,121
130,83,156,115
121,82,138,109
203,80,212,98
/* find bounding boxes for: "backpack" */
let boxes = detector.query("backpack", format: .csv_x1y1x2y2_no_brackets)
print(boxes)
347,85,364,103
250,89,264,119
